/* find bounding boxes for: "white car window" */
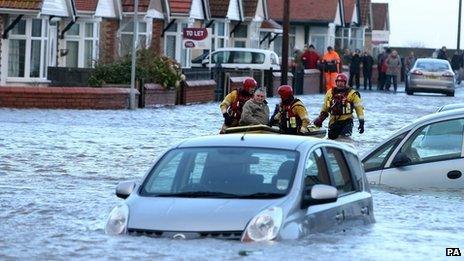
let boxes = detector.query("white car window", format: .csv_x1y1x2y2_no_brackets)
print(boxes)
251,53,265,64
363,133,406,171
399,119,464,164
325,148,354,195
304,148,331,187
211,51,230,64
232,51,253,64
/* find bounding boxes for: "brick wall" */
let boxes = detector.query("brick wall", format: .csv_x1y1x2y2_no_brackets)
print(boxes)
0,87,138,109
99,19,119,64
183,80,216,104
0,15,4,78
151,20,164,54
144,83,176,106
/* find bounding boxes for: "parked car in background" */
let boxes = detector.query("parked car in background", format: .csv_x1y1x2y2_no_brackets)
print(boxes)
362,109,464,189
406,58,455,96
191,48,280,70
106,134,374,241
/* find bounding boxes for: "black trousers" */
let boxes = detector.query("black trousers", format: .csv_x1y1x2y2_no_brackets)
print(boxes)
328,118,353,140
378,72,386,90
349,72,360,89
363,71,372,90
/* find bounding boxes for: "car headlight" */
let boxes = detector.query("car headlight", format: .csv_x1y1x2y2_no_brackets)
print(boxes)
105,204,129,235
241,207,283,242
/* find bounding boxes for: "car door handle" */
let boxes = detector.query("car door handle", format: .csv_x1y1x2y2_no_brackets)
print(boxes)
361,206,370,215
447,170,462,179
335,211,345,222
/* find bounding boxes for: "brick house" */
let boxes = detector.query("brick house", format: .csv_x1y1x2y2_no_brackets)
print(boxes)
371,2,390,55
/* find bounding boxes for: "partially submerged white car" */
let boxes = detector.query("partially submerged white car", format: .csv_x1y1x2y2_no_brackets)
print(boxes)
362,108,464,189
106,134,374,241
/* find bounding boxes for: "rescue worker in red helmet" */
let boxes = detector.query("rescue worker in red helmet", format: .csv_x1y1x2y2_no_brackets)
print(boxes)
270,85,311,135
219,77,257,133
313,73,365,139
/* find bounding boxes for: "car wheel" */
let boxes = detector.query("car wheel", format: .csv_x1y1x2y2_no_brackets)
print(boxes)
406,88,413,95
446,91,455,97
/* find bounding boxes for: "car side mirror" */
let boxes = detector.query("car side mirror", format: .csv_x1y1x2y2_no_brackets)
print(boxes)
115,181,136,199
301,184,338,209
392,152,411,167
202,58,209,65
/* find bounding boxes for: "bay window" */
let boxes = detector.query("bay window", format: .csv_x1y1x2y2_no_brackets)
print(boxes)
63,21,99,68
119,18,151,57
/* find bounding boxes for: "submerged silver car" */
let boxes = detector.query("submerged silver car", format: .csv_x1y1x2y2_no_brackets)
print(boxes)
406,58,455,96
106,134,374,242
362,108,464,189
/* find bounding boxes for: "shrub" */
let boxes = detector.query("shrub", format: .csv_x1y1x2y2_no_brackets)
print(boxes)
89,49,184,90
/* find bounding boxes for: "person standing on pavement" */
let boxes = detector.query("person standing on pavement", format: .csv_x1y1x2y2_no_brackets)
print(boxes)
451,50,463,84
361,50,374,90
270,85,311,135
239,88,270,126
349,49,361,89
219,77,257,133
437,46,449,61
301,44,320,69
377,48,391,90
384,50,402,92
404,51,416,89
342,48,352,67
293,48,305,95
313,73,365,140
321,46,341,91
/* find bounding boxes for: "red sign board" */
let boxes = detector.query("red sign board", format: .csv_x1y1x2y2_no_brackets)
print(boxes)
182,28,211,49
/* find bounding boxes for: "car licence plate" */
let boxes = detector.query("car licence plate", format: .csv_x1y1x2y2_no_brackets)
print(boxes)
426,75,438,79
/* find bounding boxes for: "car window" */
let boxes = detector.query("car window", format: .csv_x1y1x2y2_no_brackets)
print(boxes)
232,51,253,63
251,53,265,64
363,133,406,171
415,61,450,71
304,148,331,187
211,51,230,64
344,152,363,190
398,119,464,164
140,147,299,198
271,54,278,65
325,147,354,195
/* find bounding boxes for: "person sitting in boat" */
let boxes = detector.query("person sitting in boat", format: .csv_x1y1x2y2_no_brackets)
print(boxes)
270,85,311,135
219,77,257,133
239,88,270,126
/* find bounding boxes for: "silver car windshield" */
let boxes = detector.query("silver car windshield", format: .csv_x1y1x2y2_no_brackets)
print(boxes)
140,147,299,199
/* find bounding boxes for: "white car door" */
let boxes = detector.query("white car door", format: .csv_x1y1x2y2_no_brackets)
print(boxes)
381,118,464,188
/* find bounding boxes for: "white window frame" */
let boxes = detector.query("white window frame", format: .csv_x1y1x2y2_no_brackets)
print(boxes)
163,21,191,68
310,34,327,55
118,16,152,57
212,21,229,51
7,17,48,81
273,26,296,58
62,20,100,68
232,24,249,48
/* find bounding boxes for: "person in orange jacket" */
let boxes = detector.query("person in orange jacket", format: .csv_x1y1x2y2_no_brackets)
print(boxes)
321,46,341,91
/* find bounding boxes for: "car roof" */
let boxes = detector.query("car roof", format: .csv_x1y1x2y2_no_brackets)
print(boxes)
437,103,464,112
212,48,276,54
176,134,350,152
416,58,450,64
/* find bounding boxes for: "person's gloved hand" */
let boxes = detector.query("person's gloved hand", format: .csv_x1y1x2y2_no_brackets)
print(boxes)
299,126,309,134
358,119,365,134
223,112,233,126
313,112,329,127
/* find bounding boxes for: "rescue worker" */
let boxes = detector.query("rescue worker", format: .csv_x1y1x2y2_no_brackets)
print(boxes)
219,77,257,133
313,73,365,140
321,46,341,91
270,85,310,135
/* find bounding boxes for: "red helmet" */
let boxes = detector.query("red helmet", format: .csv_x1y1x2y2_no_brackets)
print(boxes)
277,85,293,100
335,73,348,83
242,78,257,92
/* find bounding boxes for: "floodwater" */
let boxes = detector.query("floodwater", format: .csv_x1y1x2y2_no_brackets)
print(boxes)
1,85,463,260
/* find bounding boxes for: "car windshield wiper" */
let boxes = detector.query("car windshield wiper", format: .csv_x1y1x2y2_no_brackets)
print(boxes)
237,192,285,199
156,191,240,198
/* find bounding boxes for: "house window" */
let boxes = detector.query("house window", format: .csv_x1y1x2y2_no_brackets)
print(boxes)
119,18,151,57
273,26,296,57
311,35,326,55
233,24,248,47
8,18,48,79
64,21,99,68
212,21,228,50
164,22,190,68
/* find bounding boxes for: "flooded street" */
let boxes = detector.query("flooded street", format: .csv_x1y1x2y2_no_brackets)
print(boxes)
1,86,463,259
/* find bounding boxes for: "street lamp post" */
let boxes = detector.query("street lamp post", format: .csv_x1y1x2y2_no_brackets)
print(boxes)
129,0,139,110
281,0,290,85
458,0,462,50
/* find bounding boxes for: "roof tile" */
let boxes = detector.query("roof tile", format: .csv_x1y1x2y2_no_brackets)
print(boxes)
343,0,355,24
122,0,150,12
359,0,371,26
210,0,228,18
0,0,43,10
372,3,388,30
169,0,192,15
75,0,98,12
243,0,258,18
269,0,339,23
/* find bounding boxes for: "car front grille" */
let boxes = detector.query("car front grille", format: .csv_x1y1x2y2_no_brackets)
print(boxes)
127,228,243,240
